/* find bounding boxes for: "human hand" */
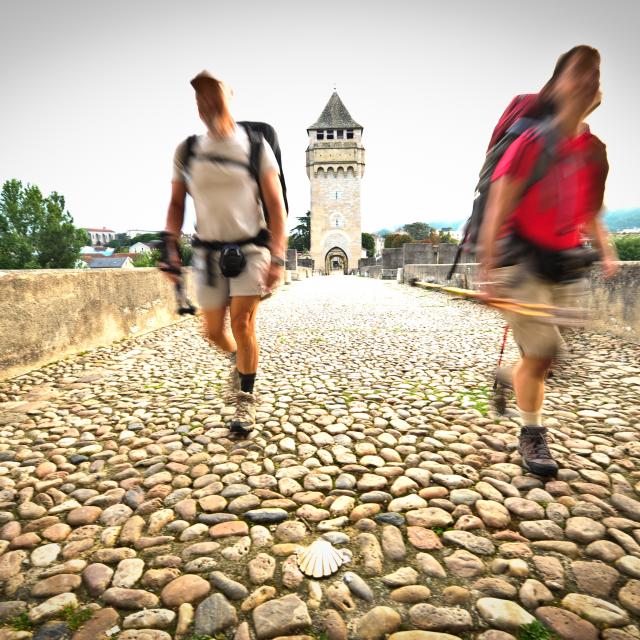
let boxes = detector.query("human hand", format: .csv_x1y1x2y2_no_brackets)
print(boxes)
601,256,619,279
264,262,284,291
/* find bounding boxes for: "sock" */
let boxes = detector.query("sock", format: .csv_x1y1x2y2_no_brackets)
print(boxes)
238,372,256,394
518,406,543,427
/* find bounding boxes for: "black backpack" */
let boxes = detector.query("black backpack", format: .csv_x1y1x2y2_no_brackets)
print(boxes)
181,121,289,223
447,117,556,279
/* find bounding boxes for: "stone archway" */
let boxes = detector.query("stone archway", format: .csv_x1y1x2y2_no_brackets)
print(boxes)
325,247,348,274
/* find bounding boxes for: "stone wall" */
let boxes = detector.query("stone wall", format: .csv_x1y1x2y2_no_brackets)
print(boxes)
0,268,196,380
1,265,320,380
382,248,404,270
403,261,640,341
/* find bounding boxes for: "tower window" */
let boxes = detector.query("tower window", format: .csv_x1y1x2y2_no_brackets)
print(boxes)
326,130,335,140
316,131,324,140
336,130,344,139
346,129,354,139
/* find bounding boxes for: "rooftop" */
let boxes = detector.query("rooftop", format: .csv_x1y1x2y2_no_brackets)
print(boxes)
308,92,362,131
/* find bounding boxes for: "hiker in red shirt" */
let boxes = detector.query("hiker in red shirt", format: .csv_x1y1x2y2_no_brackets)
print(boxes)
479,45,618,476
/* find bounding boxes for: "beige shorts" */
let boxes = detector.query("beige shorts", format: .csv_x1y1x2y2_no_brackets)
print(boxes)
193,244,270,310
489,264,587,359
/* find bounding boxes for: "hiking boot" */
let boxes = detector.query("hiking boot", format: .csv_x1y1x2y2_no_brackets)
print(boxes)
518,426,558,477
229,390,257,437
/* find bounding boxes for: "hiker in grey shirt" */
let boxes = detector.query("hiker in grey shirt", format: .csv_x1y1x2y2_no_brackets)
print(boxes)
162,71,287,437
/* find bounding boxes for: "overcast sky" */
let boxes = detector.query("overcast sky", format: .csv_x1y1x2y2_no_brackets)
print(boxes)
1,0,638,235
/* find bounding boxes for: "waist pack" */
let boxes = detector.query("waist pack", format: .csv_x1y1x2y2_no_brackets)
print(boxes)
192,228,270,286
497,233,599,283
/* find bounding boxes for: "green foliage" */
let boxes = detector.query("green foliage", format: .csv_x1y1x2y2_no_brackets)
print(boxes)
9,613,33,631
179,241,193,266
130,232,161,244
62,605,93,632
361,232,375,257
106,232,130,248
403,221,433,240
517,620,557,640
613,235,640,261
132,248,161,267
289,211,311,252
384,233,412,248
0,179,89,269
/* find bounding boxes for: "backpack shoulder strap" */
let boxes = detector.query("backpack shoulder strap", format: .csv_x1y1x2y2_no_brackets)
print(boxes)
238,121,289,215
181,135,198,176
238,122,262,184
523,121,558,193
238,121,270,224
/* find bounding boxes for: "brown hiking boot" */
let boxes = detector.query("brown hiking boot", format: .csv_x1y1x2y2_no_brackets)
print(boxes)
518,426,558,477
229,390,257,437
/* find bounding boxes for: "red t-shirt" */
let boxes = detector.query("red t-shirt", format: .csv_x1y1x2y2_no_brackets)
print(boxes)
491,127,608,250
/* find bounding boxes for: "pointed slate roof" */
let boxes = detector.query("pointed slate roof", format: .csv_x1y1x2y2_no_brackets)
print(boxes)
308,92,362,130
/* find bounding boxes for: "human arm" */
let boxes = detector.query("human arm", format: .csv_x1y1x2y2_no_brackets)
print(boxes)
161,181,187,283
259,169,287,290
477,175,525,273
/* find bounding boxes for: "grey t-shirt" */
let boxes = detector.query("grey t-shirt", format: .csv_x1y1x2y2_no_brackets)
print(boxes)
172,126,279,242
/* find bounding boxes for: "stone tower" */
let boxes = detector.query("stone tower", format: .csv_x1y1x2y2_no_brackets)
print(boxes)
306,92,365,274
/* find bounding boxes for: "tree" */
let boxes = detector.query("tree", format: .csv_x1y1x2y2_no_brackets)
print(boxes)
132,249,160,267
361,232,375,257
107,233,129,249
613,235,640,261
130,232,161,245
288,211,310,252
0,179,89,269
384,233,412,248
403,222,432,241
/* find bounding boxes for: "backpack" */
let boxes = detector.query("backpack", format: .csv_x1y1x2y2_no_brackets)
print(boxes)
447,96,555,279
181,121,289,223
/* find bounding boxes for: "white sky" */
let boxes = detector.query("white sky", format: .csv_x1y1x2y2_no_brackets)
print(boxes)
1,0,638,234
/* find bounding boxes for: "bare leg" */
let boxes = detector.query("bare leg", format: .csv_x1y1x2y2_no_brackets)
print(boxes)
229,296,261,374
513,356,553,412
201,306,236,354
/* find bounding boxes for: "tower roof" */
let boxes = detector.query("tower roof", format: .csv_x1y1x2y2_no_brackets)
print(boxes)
308,92,362,130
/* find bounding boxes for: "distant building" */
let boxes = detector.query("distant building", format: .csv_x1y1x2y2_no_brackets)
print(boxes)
373,234,385,258
307,92,365,274
84,227,116,246
87,257,134,269
130,242,152,254
126,229,156,238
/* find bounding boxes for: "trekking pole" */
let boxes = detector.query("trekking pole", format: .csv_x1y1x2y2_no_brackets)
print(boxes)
491,324,510,415
153,234,197,316
493,325,509,391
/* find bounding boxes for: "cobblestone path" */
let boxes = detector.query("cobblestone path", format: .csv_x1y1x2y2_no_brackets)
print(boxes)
1,275,640,640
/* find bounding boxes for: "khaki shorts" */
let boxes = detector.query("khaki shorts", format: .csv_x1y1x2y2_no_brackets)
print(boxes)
489,264,587,359
193,244,270,310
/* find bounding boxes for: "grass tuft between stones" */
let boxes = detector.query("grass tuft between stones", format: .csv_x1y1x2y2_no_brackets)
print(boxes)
9,613,33,631
517,620,558,640
62,606,94,632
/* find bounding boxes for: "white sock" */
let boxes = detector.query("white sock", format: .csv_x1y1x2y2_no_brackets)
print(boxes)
518,406,542,427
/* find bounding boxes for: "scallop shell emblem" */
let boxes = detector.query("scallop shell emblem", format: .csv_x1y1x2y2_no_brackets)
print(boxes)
296,539,349,578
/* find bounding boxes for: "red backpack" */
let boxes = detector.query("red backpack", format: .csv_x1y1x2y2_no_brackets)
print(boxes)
447,94,555,279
